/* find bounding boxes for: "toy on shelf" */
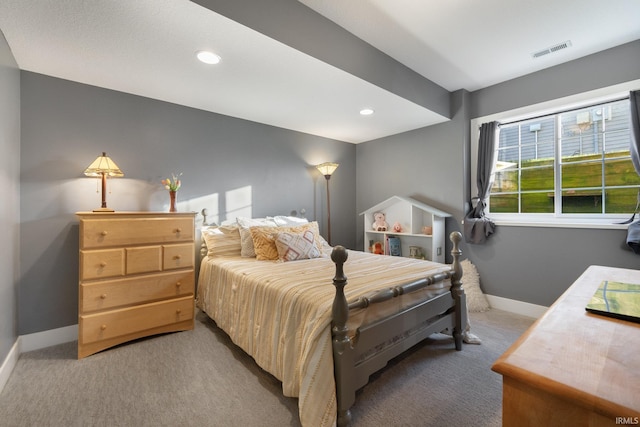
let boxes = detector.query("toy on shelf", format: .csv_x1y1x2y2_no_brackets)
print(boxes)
371,241,384,254
392,222,402,233
372,212,388,231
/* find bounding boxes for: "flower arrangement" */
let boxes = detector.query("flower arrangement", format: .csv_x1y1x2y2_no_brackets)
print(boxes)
162,173,182,192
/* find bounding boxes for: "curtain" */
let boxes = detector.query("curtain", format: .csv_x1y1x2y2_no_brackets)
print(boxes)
464,121,498,244
626,90,640,253
631,90,640,174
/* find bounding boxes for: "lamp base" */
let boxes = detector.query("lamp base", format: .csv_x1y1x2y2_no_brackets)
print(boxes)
92,207,115,212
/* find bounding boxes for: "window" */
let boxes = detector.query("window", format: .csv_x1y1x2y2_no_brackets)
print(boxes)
488,98,640,221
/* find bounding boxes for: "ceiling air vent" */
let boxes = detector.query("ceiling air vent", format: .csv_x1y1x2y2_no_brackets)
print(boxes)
532,40,572,59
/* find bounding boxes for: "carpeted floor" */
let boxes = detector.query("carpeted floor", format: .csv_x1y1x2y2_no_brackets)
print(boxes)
0,309,534,427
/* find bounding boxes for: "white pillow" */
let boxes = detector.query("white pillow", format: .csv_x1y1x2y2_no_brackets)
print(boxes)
460,259,490,312
236,217,277,257
270,215,309,226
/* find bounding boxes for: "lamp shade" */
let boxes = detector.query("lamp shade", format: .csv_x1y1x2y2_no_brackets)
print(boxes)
84,152,124,177
316,162,339,177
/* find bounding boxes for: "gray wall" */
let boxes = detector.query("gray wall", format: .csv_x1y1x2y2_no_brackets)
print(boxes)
19,72,355,335
10,29,640,341
358,40,640,308
356,90,470,256
465,40,640,306
0,30,20,362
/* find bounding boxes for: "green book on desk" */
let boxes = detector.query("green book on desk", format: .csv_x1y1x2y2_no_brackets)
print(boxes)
585,280,640,324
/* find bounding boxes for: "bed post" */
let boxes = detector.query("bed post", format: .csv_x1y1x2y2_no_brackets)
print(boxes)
449,231,466,351
330,246,354,427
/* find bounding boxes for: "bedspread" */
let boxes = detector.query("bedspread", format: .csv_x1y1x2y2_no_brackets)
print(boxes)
197,248,451,427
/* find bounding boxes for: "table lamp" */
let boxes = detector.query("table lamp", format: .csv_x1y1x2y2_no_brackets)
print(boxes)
84,152,124,212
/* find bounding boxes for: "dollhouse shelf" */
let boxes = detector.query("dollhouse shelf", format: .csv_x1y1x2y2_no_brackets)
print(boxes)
361,196,451,263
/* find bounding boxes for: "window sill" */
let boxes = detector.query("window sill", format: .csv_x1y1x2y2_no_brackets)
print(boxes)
491,218,629,230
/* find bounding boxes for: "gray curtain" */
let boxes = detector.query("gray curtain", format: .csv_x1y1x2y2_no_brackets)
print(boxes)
626,90,640,253
630,90,640,174
464,121,498,244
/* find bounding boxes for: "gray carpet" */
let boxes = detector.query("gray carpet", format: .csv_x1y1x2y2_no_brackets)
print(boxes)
0,309,534,427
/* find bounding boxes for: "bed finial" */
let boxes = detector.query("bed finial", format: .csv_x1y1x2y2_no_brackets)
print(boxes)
450,231,462,283
331,245,348,281
331,245,349,337
201,208,209,226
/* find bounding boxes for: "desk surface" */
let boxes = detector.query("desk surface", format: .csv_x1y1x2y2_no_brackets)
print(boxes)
492,265,640,416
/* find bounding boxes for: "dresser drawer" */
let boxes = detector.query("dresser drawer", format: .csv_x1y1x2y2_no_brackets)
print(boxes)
80,249,125,280
126,245,162,275
163,243,194,270
79,296,194,345
80,217,194,249
80,270,195,312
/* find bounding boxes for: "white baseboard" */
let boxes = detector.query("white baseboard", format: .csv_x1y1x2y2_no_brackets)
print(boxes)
486,294,548,319
0,325,77,394
20,324,77,353
0,337,21,394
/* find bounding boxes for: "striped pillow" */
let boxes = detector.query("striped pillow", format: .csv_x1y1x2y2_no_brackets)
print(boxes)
201,225,241,257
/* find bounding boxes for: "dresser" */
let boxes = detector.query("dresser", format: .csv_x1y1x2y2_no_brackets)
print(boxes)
76,211,196,359
492,265,640,426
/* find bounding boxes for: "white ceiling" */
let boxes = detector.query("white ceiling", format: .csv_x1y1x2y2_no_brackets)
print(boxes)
0,0,639,143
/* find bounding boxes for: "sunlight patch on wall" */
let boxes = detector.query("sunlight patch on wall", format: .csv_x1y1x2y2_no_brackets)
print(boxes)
226,185,252,221
179,193,219,225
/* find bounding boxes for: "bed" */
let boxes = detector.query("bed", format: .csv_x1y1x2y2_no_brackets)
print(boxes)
196,216,466,427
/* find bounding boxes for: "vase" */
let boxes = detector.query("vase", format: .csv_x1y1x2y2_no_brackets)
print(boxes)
169,191,177,212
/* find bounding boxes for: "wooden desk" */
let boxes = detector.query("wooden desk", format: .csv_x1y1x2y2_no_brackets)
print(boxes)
492,265,640,426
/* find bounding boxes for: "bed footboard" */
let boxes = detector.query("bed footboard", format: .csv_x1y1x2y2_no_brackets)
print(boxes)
330,231,466,426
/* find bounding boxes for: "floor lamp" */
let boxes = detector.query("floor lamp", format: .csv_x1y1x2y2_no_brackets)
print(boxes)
316,162,339,245
84,152,124,212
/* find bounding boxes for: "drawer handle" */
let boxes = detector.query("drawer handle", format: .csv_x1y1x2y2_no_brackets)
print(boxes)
176,309,182,315
176,282,182,288
174,255,182,260
100,294,107,299
175,228,182,233
99,262,107,268
100,231,108,236
100,324,107,331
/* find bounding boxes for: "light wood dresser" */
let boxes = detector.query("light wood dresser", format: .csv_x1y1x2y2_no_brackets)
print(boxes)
76,211,196,359
492,265,640,426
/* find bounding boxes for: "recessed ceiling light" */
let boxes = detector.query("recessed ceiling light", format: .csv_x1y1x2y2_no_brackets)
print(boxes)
360,108,374,116
196,50,221,65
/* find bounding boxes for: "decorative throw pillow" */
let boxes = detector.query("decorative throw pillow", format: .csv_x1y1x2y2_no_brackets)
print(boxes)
251,222,322,260
236,217,277,257
274,230,320,261
201,224,241,257
460,259,490,312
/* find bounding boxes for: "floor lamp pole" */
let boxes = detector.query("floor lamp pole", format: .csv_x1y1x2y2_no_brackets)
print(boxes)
325,175,332,245
316,162,338,245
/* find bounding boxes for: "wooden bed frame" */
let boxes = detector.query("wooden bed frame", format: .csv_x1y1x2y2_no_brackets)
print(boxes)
329,231,466,426
197,211,465,427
